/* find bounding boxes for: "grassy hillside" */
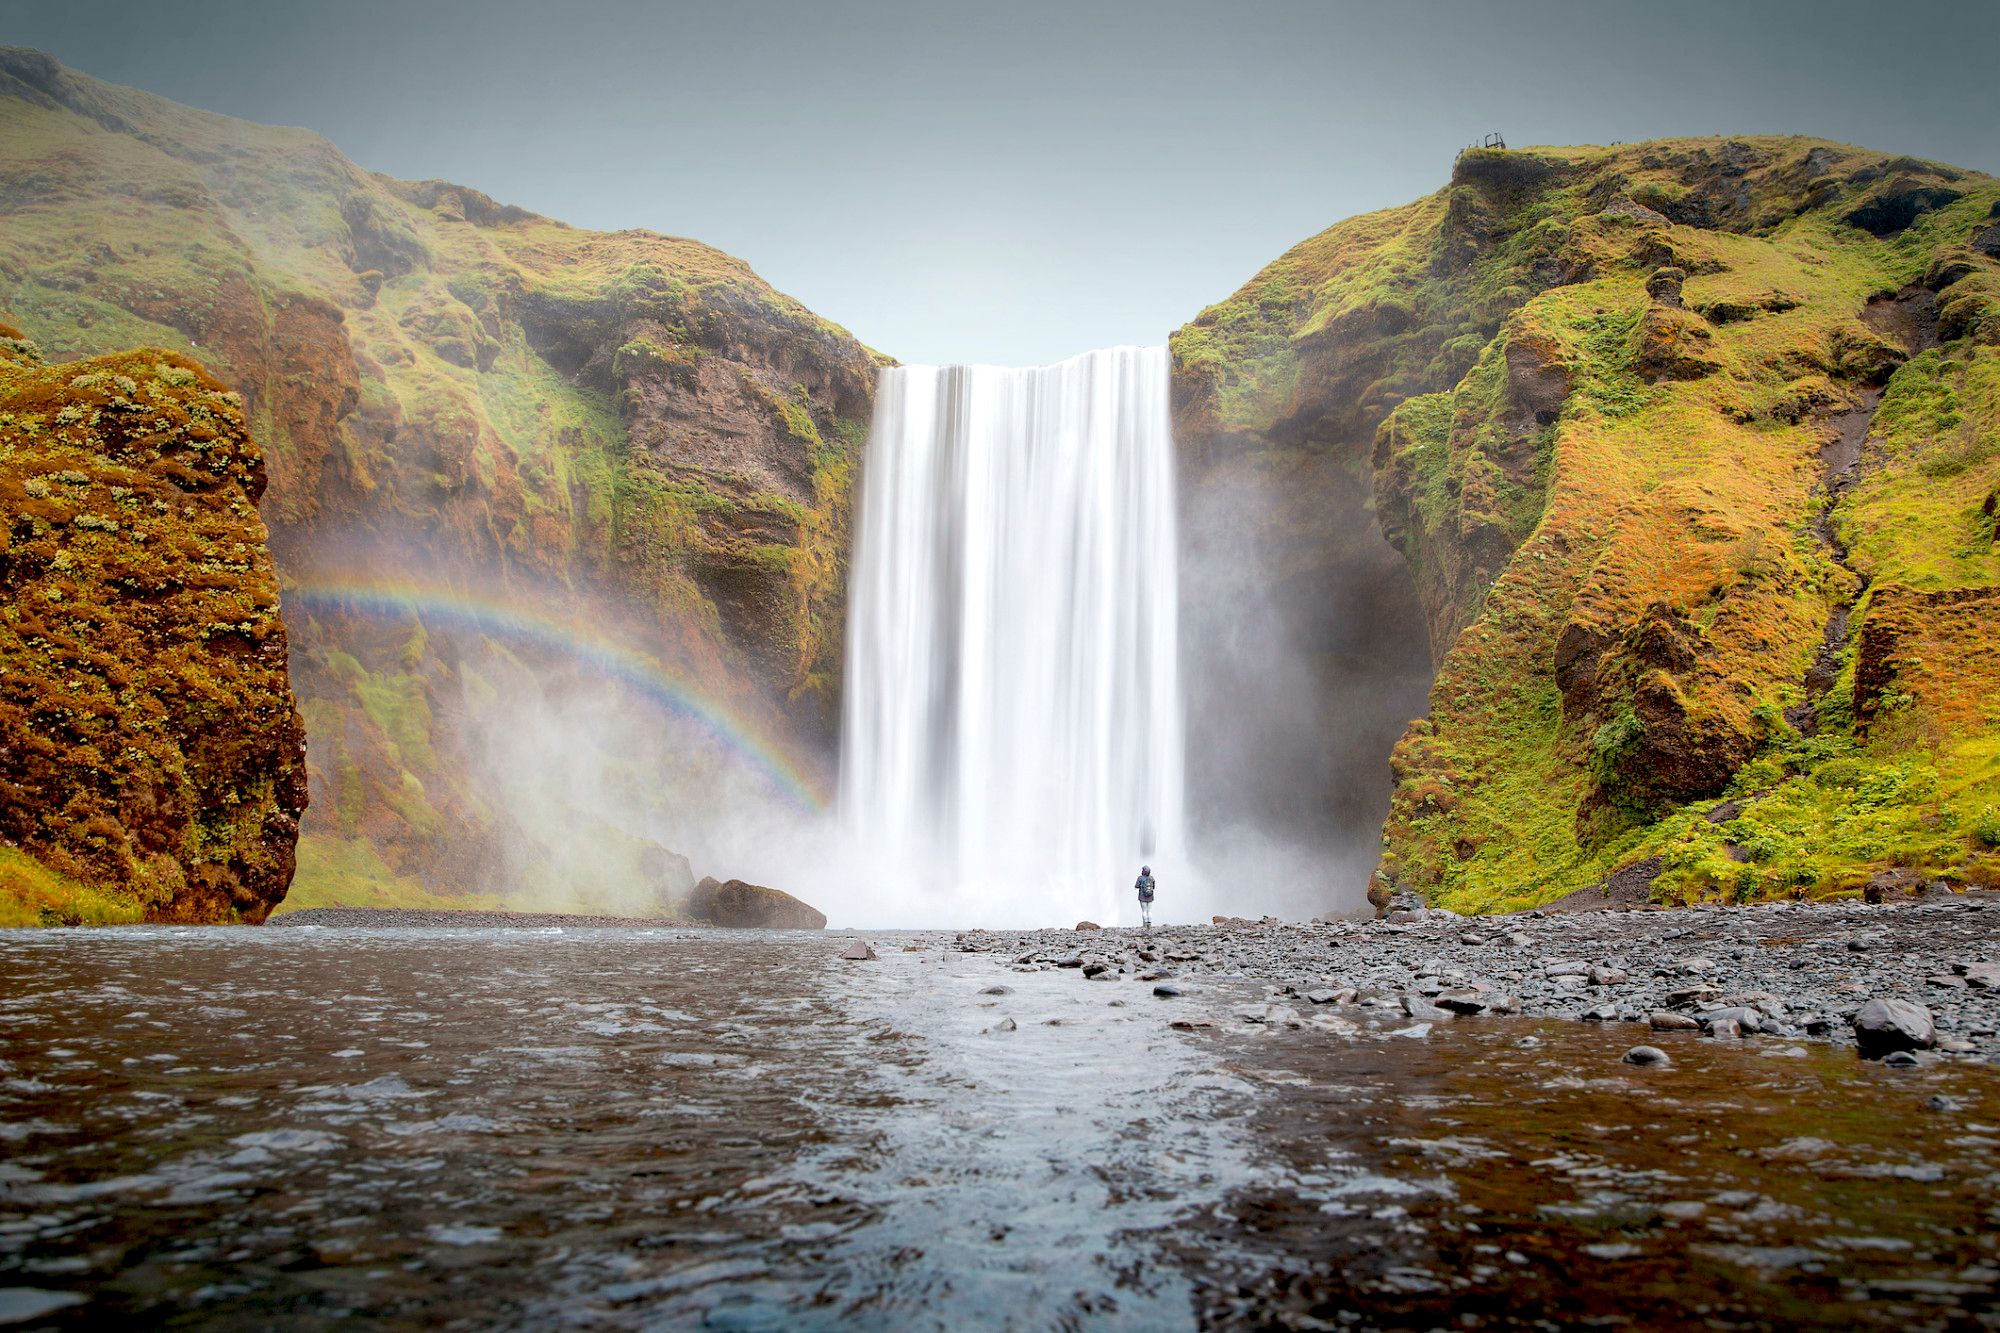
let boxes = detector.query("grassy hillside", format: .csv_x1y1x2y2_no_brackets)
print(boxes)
1175,136,2000,910
0,47,883,908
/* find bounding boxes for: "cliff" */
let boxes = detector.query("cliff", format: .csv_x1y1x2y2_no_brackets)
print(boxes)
1175,136,2000,910
0,48,883,906
0,325,307,924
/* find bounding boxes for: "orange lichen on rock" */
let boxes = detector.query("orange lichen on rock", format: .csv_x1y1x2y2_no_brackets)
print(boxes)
0,326,307,923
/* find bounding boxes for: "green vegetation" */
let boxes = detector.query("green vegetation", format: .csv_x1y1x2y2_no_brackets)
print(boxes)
1180,135,2000,911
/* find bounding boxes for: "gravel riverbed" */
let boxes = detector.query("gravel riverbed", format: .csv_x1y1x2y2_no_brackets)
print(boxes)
949,891,2000,1062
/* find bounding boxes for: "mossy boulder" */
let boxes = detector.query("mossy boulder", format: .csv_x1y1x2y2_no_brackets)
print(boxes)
0,328,307,922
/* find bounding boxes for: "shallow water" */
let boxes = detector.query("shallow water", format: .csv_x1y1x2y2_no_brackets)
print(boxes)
2,929,1998,1329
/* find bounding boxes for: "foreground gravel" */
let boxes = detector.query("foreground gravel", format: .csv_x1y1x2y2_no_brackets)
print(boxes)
950,892,2000,1062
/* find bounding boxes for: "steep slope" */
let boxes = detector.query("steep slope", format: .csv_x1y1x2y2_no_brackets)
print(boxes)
1174,136,2000,910
0,325,306,924
0,48,882,906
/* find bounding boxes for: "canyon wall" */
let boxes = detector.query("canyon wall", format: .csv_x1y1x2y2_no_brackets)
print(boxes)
1174,136,2000,909
0,48,882,908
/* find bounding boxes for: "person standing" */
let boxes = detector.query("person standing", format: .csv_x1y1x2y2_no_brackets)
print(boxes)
1135,864,1155,928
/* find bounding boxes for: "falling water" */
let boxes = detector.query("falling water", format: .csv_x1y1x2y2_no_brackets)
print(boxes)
841,345,1185,926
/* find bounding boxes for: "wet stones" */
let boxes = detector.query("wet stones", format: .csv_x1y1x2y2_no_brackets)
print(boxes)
1853,998,1938,1059
1624,1045,1672,1067
1650,1010,1702,1031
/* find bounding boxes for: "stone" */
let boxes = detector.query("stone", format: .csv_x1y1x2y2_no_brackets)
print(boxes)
839,940,877,961
1650,1010,1701,1031
1054,956,1085,969
1707,1018,1743,1039
1853,998,1937,1059
1433,990,1496,1015
1152,984,1182,998
1961,963,2000,989
987,1017,1017,1033
1881,1050,1922,1068
1304,988,1340,1005
1582,1003,1620,1022
685,877,828,930
981,985,1012,996
1588,965,1629,986
1543,959,1590,977
1082,962,1109,978
1076,921,1102,931
1624,1045,1671,1067
1400,994,1450,1021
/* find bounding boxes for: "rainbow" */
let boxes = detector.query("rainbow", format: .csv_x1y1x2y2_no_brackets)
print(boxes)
284,577,832,811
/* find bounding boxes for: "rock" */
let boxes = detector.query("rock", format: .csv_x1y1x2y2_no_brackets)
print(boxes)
1054,956,1085,969
1707,1018,1743,1039
1588,965,1629,986
839,940,877,961
1853,998,1937,1059
1082,962,1109,978
1544,959,1590,977
1960,962,2000,989
1304,988,1340,1005
1399,994,1450,1021
1076,921,1102,931
1386,1023,1433,1039
987,1017,1017,1033
1435,990,1516,1016
1624,1045,1671,1067
1650,1010,1701,1031
981,985,1013,996
1152,984,1182,998
1881,1050,1922,1068
1504,932,1534,947
685,877,828,930
1666,984,1722,1006
1581,1003,1620,1022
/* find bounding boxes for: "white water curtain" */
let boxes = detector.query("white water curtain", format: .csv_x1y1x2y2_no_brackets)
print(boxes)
841,346,1185,926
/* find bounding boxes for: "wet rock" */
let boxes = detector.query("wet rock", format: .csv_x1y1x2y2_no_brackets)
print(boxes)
1707,1018,1744,1039
1152,983,1182,998
1386,1023,1433,1039
685,878,828,930
1650,1010,1701,1031
987,1017,1017,1034
1881,1050,1922,1068
1054,956,1085,969
1399,994,1450,1022
1304,988,1340,1005
838,940,877,961
1082,962,1109,978
981,985,1013,996
1624,1045,1671,1067
1582,1003,1620,1022
1853,998,1937,1059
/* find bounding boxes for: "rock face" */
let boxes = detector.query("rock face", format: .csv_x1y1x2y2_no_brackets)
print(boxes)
683,876,827,930
0,328,307,922
1175,135,2000,912
0,48,881,910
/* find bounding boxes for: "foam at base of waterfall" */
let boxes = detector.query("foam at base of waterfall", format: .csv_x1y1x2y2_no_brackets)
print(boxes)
840,345,1185,927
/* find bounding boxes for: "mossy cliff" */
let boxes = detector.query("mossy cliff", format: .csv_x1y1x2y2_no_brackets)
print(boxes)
0,48,882,906
0,326,307,924
1175,136,2000,911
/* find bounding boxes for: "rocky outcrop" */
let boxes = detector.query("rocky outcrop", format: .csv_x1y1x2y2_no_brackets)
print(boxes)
683,876,827,929
1174,135,2000,911
0,328,307,922
0,48,882,908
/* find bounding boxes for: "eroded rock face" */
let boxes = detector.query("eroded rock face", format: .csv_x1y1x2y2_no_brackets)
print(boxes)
0,48,881,904
684,876,827,930
0,330,307,922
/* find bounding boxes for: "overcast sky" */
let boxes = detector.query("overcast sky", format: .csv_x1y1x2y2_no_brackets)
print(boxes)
9,0,1997,365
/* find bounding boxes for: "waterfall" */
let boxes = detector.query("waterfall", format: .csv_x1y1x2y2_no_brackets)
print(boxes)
840,345,1185,926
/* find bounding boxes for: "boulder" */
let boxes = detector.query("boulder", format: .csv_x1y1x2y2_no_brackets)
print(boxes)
684,877,827,929
838,940,877,961
1852,998,1937,1059
1075,920,1102,931
1624,1045,1671,1067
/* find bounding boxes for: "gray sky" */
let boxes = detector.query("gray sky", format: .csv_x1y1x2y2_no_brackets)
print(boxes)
8,0,1997,365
